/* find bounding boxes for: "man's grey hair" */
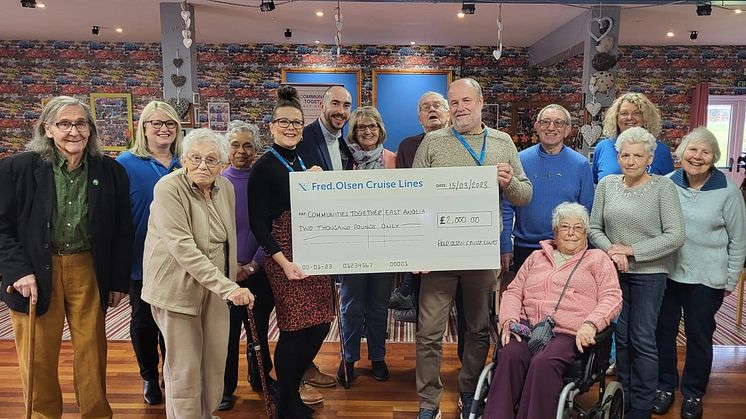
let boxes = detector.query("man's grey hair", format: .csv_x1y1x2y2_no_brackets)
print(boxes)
27,95,103,162
551,202,590,232
181,128,229,163
675,126,721,164
449,77,483,98
614,126,657,157
417,91,448,112
536,104,571,124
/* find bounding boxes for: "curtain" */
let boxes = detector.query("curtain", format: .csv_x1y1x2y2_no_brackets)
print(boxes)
689,82,710,130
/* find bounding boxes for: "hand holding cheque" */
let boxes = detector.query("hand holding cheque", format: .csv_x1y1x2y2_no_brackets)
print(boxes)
290,166,502,275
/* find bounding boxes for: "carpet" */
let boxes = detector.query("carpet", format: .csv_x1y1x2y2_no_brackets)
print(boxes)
1,292,745,345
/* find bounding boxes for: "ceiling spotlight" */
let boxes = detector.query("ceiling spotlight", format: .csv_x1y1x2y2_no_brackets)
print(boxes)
20,0,36,8
457,11,465,18
461,1,475,15
315,11,324,17
690,30,698,41
259,0,275,12
666,31,675,37
91,25,100,36
115,28,123,33
696,1,712,16
37,3,45,8
735,9,742,14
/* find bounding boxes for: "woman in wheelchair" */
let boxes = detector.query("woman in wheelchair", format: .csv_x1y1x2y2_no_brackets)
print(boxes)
483,202,622,419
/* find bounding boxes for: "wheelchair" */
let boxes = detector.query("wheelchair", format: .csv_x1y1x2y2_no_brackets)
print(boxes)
469,324,624,419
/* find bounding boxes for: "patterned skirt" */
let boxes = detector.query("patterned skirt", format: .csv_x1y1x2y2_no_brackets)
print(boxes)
265,211,334,332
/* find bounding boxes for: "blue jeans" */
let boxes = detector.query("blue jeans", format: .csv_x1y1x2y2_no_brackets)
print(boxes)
339,272,393,362
656,279,723,398
616,272,667,417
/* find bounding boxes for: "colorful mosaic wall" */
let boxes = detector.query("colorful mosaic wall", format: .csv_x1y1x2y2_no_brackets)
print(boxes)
0,40,744,158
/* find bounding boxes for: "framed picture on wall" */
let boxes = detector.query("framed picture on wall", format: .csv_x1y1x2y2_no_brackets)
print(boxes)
208,102,230,132
281,67,362,109
90,93,134,151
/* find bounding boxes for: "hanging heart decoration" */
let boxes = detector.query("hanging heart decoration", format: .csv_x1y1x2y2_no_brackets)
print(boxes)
183,38,192,49
588,80,599,94
587,16,614,43
580,124,603,147
493,4,503,61
173,58,184,68
181,10,190,21
586,101,602,117
171,74,187,87
168,97,191,119
182,30,191,39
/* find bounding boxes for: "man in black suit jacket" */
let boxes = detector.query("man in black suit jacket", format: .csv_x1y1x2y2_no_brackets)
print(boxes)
294,85,353,403
0,96,132,418
298,85,353,171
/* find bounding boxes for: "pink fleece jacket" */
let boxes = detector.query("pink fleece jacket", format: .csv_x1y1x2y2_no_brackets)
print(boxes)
499,240,622,336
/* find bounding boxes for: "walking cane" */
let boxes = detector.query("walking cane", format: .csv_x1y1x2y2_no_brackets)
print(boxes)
332,278,351,389
246,305,274,419
7,285,35,419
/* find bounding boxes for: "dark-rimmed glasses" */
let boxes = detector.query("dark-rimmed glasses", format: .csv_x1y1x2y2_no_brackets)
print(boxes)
356,123,379,132
273,118,304,130
537,119,568,129
146,120,178,130
54,120,90,132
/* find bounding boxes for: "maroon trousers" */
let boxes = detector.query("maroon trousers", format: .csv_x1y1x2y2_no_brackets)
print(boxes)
483,333,579,419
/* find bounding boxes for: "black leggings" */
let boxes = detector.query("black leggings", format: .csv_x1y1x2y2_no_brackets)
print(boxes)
275,323,331,409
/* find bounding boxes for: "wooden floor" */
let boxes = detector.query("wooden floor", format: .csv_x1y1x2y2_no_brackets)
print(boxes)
1,341,745,418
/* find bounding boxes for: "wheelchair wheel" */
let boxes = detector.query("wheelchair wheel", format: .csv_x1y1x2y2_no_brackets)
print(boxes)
601,381,624,419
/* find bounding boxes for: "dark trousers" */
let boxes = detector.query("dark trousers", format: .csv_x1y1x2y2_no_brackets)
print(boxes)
483,333,578,419
223,269,275,397
401,272,468,361
511,245,537,275
617,272,667,417
340,272,392,362
129,279,165,381
656,279,723,398
275,323,331,414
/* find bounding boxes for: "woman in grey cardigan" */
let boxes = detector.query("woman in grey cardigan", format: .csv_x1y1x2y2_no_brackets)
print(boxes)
589,126,685,419
653,127,746,419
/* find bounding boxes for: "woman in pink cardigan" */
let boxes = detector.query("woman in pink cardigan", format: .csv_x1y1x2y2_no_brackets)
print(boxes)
483,202,622,419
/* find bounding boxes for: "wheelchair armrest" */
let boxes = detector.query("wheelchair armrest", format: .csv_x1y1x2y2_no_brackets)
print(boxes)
593,323,615,343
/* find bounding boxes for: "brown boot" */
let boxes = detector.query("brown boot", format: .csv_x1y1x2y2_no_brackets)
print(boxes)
299,381,324,405
303,363,336,388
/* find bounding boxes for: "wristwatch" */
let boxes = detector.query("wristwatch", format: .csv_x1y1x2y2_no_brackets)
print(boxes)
243,264,256,274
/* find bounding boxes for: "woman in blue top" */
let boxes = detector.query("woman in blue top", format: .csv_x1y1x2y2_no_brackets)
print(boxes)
116,100,182,405
592,92,674,184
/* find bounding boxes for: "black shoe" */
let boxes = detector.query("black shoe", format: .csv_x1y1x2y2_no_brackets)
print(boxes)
651,390,674,415
372,360,389,381
251,376,278,396
336,360,355,384
143,379,162,405
681,397,703,419
217,394,235,411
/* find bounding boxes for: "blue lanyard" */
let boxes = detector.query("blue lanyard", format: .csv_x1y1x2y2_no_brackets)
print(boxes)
452,127,487,166
269,147,306,172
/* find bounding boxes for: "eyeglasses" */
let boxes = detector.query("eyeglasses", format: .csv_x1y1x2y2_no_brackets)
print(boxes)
273,118,304,130
356,123,379,132
146,120,178,130
618,111,643,119
419,102,444,112
230,142,255,151
558,224,586,233
186,154,220,168
54,120,89,132
537,119,569,129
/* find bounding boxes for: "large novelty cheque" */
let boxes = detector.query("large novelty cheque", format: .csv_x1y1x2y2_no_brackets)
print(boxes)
290,166,501,275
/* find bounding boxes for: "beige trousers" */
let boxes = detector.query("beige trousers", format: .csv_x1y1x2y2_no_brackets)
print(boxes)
10,251,111,419
152,290,230,419
415,269,498,410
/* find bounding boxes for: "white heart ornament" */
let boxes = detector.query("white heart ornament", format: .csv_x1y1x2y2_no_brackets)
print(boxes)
588,81,598,94
181,11,190,21
185,18,191,28
182,30,191,39
493,49,502,60
586,101,602,117
587,16,613,43
183,38,192,49
580,124,603,147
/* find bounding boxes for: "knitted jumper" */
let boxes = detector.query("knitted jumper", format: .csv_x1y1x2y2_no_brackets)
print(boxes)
588,174,685,274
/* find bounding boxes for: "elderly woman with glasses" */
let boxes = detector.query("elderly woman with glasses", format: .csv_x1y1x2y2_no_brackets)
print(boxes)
142,128,254,418
0,96,132,418
116,100,183,405
651,127,746,419
335,106,396,387
592,92,674,184
483,202,622,419
589,126,685,419
248,86,332,418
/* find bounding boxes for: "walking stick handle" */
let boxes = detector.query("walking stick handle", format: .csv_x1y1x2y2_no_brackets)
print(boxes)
6,285,13,294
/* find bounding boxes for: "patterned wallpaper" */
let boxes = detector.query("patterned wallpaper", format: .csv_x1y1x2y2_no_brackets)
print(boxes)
0,39,744,158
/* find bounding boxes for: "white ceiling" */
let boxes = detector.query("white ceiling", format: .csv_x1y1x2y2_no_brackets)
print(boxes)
2,1,745,47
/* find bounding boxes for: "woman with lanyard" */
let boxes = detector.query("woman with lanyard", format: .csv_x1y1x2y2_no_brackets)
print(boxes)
116,100,182,405
248,85,333,419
